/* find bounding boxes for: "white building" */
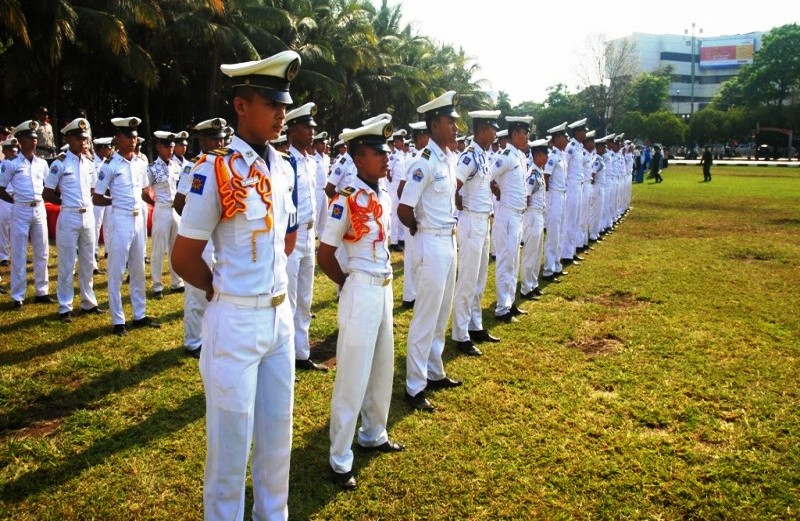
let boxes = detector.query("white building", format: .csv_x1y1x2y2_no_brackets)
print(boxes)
610,31,765,115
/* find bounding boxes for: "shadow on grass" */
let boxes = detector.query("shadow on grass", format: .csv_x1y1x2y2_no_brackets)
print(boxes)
0,392,205,502
0,348,186,433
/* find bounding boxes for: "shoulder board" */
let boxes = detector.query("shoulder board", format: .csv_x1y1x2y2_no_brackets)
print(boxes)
207,148,230,157
466,145,474,152
104,157,113,164
338,186,355,197
502,149,511,156
421,148,431,160
338,156,347,164
192,155,201,162
278,151,290,159
57,152,66,160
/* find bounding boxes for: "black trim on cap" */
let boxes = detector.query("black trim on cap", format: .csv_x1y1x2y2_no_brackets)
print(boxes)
286,115,317,127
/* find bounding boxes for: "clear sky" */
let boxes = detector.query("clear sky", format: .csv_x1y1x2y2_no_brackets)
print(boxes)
386,0,799,105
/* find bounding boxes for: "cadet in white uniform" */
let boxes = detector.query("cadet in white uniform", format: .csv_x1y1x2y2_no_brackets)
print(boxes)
519,139,550,299
0,137,19,269
173,117,226,358
0,120,52,307
92,117,160,335
561,119,587,266
286,102,327,372
398,121,430,308
92,137,114,271
145,131,184,298
451,110,501,355
589,135,610,242
398,91,463,413
172,51,300,521
42,118,104,321
312,131,329,234
490,116,533,322
388,129,407,250
318,119,404,491
542,123,569,281
578,131,597,251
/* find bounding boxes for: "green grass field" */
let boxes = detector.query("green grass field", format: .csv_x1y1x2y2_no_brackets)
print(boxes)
1,164,799,520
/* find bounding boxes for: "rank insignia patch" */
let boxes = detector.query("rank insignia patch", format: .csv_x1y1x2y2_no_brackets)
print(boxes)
331,204,344,220
412,169,423,182
461,156,472,165
190,174,206,194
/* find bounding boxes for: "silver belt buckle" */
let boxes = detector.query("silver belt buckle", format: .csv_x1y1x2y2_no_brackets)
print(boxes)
271,293,286,306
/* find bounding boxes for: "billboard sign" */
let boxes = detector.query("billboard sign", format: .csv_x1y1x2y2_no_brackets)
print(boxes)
699,38,755,69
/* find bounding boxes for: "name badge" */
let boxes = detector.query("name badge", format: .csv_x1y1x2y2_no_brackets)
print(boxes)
242,176,259,187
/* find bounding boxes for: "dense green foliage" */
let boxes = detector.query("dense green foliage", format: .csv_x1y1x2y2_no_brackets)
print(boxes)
0,0,491,139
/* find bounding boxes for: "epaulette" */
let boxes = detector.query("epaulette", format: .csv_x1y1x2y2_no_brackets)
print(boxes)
192,155,201,162
56,152,66,161
338,186,355,197
421,148,431,160
502,149,511,156
277,151,290,160
104,157,113,164
466,145,474,152
207,147,230,156
338,156,347,164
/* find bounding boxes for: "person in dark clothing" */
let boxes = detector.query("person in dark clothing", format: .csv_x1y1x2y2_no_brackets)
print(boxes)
700,146,713,182
651,146,663,183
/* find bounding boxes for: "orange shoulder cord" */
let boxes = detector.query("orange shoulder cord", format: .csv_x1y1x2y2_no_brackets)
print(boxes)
343,189,385,255
202,151,273,231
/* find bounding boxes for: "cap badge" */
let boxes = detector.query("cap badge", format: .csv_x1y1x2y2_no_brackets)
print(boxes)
286,59,300,81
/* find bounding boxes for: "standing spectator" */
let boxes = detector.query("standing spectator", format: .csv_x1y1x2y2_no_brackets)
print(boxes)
650,145,663,183
34,107,57,160
701,146,713,182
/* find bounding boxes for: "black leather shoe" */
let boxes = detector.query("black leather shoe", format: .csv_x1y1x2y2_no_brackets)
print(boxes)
469,329,500,343
357,440,405,453
296,358,329,372
171,286,185,294
402,300,415,309
93,268,105,275
573,255,585,262
510,305,528,316
113,324,128,336
455,340,482,356
330,467,357,490
560,257,573,266
185,346,201,359
426,376,463,390
59,311,73,323
13,299,23,308
0,286,6,294
0,259,8,267
34,294,55,304
540,274,560,283
556,271,569,277
405,390,435,412
152,291,164,300
81,306,107,314
520,291,539,301
532,287,544,296
495,311,517,323
132,316,161,328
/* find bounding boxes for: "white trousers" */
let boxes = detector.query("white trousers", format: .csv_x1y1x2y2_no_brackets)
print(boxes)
577,183,591,248
329,274,394,473
10,203,49,301
0,199,12,261
286,225,315,360
56,209,98,313
589,185,605,240
150,203,183,292
405,232,456,396
492,206,523,315
520,208,545,294
402,224,416,302
452,211,490,342
315,189,327,236
389,189,405,245
543,190,566,277
183,242,214,349
560,182,581,260
603,182,616,230
107,209,147,325
201,298,294,521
